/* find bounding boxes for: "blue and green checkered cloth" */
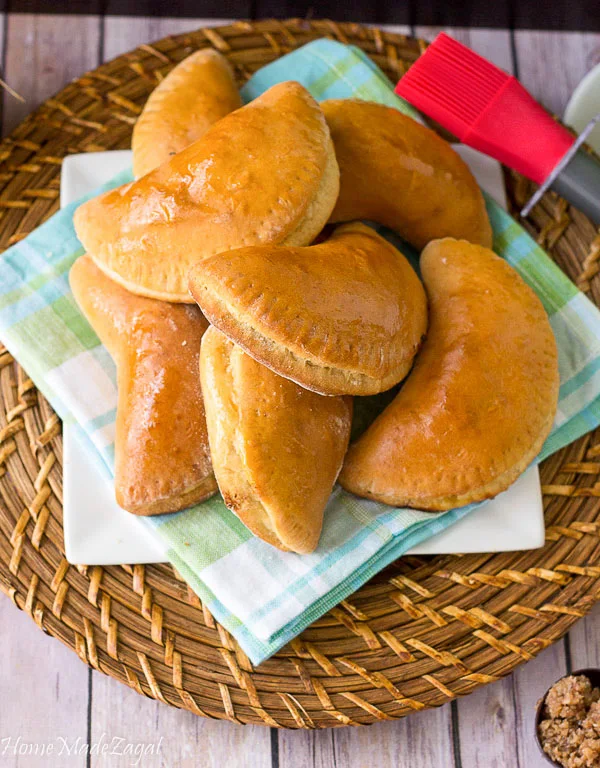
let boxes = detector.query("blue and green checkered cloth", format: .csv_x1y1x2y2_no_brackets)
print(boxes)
2,39,600,665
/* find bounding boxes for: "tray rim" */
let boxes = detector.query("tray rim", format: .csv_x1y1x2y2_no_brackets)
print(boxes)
60,147,546,566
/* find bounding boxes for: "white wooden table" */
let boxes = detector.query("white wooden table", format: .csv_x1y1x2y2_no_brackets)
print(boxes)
0,15,599,768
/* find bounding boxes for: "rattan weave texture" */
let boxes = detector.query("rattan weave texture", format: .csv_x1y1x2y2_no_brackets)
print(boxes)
1,19,600,729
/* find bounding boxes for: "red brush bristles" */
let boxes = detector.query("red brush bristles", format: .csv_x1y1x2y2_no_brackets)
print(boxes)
399,33,509,136
396,33,575,184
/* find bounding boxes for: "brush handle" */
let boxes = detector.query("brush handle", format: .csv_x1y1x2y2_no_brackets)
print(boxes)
551,150,600,226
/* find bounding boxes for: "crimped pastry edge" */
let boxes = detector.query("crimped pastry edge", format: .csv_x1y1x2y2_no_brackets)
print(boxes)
339,407,556,511
117,474,218,516
196,287,417,396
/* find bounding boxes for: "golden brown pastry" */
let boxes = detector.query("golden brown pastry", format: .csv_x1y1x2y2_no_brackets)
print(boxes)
339,238,559,510
74,82,339,303
200,327,352,553
190,222,428,396
132,48,242,178
321,99,493,249
69,255,217,515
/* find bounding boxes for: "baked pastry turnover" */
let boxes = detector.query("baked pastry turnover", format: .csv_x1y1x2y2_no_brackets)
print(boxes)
132,48,242,178
74,81,339,303
321,99,493,249
339,238,559,510
200,327,352,553
190,222,428,396
70,255,217,516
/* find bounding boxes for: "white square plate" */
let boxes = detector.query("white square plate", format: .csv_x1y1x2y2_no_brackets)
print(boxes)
62,148,545,565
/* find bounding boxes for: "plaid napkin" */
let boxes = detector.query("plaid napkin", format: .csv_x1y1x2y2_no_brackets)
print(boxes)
2,40,600,666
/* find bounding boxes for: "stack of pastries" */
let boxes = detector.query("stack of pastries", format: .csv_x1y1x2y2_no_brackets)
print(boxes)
71,48,559,554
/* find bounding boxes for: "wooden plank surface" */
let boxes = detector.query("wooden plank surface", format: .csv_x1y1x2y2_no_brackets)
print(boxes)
1,17,600,768
2,13,101,135
89,668,272,768
569,602,600,670
456,641,568,768
514,31,600,115
0,599,89,768
102,16,232,60
414,26,514,73
279,697,454,768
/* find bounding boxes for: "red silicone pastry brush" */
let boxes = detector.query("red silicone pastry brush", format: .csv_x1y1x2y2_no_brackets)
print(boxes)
395,33,600,224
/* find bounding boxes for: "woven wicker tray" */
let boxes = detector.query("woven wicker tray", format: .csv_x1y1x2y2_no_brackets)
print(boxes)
1,18,600,729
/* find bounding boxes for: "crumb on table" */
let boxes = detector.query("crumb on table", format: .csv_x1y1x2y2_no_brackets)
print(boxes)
539,675,600,767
